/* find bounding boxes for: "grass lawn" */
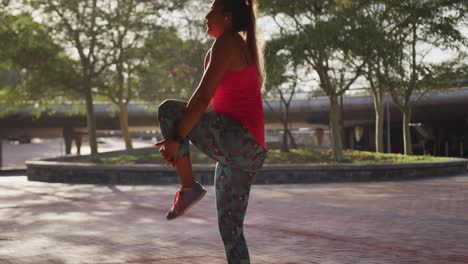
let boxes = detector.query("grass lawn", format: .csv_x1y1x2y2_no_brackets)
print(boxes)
97,148,454,165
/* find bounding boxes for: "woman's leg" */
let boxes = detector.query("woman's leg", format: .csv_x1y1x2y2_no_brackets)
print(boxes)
186,111,266,264
158,99,267,259
174,154,195,188
158,99,267,174
215,162,254,264
157,99,195,189
158,99,210,220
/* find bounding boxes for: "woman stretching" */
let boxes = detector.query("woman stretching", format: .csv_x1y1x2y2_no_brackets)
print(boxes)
155,0,267,262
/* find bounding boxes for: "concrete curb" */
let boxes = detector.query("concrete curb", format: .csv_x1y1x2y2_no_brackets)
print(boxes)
25,148,468,185
0,166,27,176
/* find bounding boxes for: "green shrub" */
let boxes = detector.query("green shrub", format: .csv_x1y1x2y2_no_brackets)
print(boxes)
97,148,453,165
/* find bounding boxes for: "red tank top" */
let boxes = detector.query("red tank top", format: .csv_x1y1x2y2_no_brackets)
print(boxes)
212,64,267,151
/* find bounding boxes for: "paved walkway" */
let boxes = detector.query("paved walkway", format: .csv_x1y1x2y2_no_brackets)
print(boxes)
1,137,154,167
1,174,468,264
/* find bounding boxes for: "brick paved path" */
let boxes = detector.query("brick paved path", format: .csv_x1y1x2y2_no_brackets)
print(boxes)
1,174,468,264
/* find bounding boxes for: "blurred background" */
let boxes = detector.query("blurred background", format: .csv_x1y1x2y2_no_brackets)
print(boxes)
0,0,467,167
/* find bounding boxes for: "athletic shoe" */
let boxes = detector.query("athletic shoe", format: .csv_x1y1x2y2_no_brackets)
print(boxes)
166,181,207,220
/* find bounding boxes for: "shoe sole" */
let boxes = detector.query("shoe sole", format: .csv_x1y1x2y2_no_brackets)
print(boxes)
167,188,207,221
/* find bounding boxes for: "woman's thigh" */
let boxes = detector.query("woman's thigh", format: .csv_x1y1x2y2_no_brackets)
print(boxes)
157,99,266,173
189,111,266,174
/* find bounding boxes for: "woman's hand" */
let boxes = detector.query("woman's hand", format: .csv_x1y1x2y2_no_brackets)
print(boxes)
155,139,180,167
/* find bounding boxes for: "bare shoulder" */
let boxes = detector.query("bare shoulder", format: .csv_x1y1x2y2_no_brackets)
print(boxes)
213,32,252,71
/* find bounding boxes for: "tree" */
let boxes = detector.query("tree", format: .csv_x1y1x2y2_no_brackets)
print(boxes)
0,11,80,116
94,0,158,149
381,0,466,155
360,1,405,153
261,0,372,161
134,0,211,104
0,10,80,167
429,52,468,88
138,27,211,102
264,38,302,152
94,0,193,150
172,0,211,41
30,0,118,160
94,0,210,151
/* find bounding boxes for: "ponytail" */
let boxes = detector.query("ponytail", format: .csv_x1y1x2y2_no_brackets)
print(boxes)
246,0,266,90
222,0,266,89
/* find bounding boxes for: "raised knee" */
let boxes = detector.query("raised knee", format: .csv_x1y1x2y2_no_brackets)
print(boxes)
157,99,175,115
157,99,184,120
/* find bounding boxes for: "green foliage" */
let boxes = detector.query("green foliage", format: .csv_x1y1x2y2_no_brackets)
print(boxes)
96,148,453,165
0,12,81,117
266,148,453,164
261,0,467,159
370,0,466,155
0,13,58,76
138,27,211,101
379,0,466,92
427,52,468,89
0,0,212,123
261,0,378,161
264,36,298,92
94,0,173,105
341,150,453,164
99,149,214,164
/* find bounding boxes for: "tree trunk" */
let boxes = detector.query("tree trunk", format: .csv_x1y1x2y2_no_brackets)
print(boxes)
283,106,297,151
84,81,98,161
402,108,413,155
287,129,297,149
280,104,290,152
373,93,384,153
329,95,344,161
118,101,133,149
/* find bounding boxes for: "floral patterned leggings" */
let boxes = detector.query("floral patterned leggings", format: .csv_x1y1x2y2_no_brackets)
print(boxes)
157,99,267,264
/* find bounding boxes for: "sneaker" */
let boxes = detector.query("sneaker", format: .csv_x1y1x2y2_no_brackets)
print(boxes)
166,181,207,220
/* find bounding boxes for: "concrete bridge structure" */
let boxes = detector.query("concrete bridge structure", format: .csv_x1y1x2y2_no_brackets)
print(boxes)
1,87,467,158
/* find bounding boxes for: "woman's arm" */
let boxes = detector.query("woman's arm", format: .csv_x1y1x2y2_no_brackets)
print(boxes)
204,49,213,111
175,34,234,141
204,49,211,71
155,33,236,164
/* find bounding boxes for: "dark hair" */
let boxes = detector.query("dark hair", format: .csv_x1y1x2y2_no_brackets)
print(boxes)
221,0,252,32
221,0,266,87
